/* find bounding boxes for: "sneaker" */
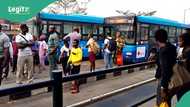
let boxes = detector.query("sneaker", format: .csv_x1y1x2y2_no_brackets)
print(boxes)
16,81,23,85
71,89,79,94
2,73,6,79
27,79,33,84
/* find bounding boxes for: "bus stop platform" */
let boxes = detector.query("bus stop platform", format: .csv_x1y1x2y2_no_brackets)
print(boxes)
0,66,156,107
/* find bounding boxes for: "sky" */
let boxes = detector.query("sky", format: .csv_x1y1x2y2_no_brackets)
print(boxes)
85,0,190,24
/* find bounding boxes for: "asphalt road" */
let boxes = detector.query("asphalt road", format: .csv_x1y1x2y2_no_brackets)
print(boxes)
85,81,156,107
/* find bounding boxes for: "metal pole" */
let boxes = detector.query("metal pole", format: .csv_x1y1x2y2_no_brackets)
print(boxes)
52,70,63,107
184,9,186,23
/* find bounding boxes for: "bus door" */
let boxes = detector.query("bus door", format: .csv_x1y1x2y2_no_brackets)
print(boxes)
135,23,150,63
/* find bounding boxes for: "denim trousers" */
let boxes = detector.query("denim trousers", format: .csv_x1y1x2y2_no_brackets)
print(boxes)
104,52,112,69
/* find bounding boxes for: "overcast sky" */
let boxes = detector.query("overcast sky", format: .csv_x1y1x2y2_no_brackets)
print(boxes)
86,0,190,24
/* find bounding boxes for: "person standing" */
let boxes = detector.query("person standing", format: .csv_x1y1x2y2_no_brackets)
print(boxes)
2,41,13,79
86,33,99,72
154,29,176,107
16,24,34,84
177,35,184,59
12,36,18,73
63,28,81,49
115,31,125,66
104,34,116,68
67,39,82,93
31,36,40,73
175,33,190,101
48,27,59,78
59,40,70,76
39,34,48,71
0,24,10,85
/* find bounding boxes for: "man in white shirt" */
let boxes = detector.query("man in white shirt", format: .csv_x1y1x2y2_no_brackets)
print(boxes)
104,34,112,68
16,24,34,84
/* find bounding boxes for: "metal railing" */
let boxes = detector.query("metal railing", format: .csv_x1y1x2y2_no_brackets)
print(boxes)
0,61,155,107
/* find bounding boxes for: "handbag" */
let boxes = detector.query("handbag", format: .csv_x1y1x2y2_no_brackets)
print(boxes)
169,61,190,90
159,102,169,107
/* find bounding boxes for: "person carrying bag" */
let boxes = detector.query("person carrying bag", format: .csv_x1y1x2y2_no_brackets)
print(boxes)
169,33,190,101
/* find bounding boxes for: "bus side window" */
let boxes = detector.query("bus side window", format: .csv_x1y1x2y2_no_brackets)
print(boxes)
140,24,149,41
125,31,135,44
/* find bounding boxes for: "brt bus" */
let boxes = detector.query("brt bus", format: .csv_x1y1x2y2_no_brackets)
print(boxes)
105,16,190,64
1,13,106,59
35,13,105,59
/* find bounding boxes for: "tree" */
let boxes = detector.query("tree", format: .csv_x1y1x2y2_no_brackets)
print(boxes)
44,0,90,15
116,10,157,17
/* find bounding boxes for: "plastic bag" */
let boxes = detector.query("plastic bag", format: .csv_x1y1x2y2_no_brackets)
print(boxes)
116,53,123,66
159,102,169,107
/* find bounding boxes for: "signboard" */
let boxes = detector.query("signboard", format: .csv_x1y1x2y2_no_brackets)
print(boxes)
136,46,146,59
11,24,20,31
105,16,134,24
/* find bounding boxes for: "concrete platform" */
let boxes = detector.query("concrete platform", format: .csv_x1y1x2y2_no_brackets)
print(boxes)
0,59,106,88
0,67,156,107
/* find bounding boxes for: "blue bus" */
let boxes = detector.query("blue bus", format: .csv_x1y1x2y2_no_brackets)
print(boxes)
3,13,190,64
105,16,190,64
35,13,106,59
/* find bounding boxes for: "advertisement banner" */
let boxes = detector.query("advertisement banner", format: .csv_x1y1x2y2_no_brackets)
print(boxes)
136,46,146,59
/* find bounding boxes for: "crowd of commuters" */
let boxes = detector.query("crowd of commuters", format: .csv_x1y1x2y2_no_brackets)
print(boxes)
0,23,125,93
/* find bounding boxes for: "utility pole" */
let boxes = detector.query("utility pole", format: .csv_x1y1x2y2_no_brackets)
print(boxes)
184,8,190,24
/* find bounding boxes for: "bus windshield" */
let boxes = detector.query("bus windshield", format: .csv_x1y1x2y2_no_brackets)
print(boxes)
114,25,135,44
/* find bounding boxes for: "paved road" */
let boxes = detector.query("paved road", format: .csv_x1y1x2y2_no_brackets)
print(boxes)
85,81,156,107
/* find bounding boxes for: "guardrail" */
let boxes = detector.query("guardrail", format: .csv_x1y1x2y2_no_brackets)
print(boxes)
0,61,155,107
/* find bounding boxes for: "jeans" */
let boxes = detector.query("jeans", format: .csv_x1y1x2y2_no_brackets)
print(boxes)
104,52,112,69
48,54,58,79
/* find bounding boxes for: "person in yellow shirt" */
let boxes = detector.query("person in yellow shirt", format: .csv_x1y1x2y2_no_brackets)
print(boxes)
68,39,82,93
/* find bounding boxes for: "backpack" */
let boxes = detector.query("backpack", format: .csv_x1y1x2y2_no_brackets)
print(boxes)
108,39,117,52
